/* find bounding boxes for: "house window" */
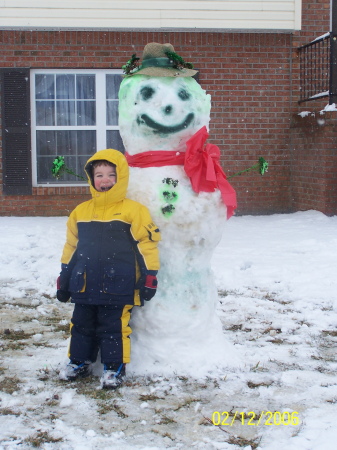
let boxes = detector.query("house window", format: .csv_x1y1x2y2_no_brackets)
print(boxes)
31,69,124,186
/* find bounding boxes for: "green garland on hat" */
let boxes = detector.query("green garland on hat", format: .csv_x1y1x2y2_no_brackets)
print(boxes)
122,54,140,76
122,50,194,75
164,50,194,70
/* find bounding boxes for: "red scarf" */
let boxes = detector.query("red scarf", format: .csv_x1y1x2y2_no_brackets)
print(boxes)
125,126,237,219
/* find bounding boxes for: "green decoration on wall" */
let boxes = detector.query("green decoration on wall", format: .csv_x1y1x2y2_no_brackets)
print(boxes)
51,156,86,181
228,157,269,179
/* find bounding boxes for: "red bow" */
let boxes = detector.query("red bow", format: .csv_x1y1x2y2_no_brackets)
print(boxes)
184,127,237,219
125,126,237,219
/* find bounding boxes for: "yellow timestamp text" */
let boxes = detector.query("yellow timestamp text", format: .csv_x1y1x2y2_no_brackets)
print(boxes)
212,411,300,426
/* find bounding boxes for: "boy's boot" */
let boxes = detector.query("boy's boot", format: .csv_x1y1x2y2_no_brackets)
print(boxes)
59,360,92,381
100,363,126,389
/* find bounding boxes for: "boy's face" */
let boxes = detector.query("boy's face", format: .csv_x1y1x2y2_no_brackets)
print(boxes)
93,164,117,191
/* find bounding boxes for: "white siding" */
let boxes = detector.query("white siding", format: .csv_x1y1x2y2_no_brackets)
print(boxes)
0,0,302,31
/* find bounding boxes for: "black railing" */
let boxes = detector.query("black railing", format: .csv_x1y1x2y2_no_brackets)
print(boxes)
298,33,330,104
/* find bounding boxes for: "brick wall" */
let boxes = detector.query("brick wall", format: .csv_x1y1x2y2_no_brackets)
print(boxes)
0,0,335,217
291,0,336,216
290,104,337,216
0,187,90,216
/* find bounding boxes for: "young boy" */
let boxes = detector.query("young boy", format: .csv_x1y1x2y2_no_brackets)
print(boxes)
56,149,161,389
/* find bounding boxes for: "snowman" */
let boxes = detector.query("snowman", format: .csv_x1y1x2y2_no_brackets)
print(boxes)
118,43,238,376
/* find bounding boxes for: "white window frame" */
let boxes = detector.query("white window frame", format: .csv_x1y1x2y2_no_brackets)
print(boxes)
30,68,123,187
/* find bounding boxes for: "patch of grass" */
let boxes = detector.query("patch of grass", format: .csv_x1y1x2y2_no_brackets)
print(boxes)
311,354,336,362
75,378,117,400
199,416,214,426
322,330,337,337
212,378,220,389
227,324,242,331
247,380,273,389
177,375,188,382
228,435,261,449
139,394,164,401
124,374,168,388
157,415,177,425
0,376,21,394
269,359,302,371
45,395,59,407
53,323,70,333
1,329,36,351
2,329,35,340
316,365,334,374
263,327,282,335
2,341,27,351
36,366,53,381
98,401,128,417
18,317,36,323
24,431,63,447
218,290,230,298
202,416,260,448
262,293,291,305
250,361,269,373
162,432,174,440
218,289,240,298
173,396,202,411
73,377,128,417
44,317,70,333
0,407,21,416
322,304,334,311
151,429,174,440
263,292,275,301
32,342,54,348
268,338,285,345
44,316,62,324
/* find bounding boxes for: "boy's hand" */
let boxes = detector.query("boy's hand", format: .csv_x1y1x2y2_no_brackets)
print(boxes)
56,276,71,303
57,290,71,303
139,274,158,302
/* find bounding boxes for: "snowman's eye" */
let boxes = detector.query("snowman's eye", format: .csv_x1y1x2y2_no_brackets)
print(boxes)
178,89,190,101
140,86,155,101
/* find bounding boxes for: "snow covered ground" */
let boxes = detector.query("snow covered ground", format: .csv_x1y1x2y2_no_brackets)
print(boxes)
0,210,337,449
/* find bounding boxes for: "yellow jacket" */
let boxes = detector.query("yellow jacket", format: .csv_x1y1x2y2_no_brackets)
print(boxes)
59,149,161,306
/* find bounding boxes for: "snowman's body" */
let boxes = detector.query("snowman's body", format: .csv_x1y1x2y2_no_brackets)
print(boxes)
128,165,226,308
119,75,238,375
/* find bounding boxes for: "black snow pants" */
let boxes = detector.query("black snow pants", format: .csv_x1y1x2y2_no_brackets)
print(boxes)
68,303,134,365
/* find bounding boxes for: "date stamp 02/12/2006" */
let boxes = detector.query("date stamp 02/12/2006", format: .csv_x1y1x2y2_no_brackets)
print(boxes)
212,411,300,427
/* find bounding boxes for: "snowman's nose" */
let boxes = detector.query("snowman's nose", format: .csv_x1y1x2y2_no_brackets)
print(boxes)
164,105,173,115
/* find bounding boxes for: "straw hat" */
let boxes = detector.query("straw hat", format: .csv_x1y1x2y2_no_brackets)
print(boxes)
124,42,198,77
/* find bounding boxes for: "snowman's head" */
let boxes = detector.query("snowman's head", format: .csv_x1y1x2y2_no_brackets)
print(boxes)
118,43,211,155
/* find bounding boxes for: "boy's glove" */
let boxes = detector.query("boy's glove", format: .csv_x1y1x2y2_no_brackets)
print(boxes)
56,276,71,303
139,273,158,302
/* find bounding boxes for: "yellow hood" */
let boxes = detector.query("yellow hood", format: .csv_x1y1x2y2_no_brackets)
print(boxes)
85,149,129,203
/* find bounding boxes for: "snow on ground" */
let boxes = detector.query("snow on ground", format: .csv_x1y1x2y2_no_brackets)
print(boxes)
0,210,337,449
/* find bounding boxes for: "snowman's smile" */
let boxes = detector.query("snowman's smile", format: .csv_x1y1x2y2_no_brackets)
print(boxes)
137,113,194,134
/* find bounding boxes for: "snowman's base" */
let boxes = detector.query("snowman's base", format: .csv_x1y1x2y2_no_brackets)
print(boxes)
128,305,241,378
